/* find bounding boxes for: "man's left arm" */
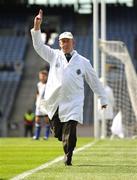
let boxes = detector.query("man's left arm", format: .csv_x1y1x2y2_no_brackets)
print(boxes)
84,60,108,109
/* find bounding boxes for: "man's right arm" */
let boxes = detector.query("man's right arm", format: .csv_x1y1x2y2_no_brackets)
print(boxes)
31,9,55,64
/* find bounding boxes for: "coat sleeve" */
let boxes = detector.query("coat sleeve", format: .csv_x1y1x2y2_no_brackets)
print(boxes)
31,29,56,64
84,60,108,106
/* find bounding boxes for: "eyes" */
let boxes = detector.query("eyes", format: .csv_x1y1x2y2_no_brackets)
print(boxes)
59,39,73,44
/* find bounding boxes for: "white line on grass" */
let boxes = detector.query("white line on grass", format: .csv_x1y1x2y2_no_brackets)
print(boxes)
10,140,98,180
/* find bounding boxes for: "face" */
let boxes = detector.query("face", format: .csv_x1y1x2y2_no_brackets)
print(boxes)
59,38,74,54
39,72,48,83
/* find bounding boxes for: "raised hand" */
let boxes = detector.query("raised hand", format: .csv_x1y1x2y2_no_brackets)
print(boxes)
34,9,43,31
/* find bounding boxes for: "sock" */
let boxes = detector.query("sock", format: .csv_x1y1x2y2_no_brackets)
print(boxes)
45,124,50,139
34,123,41,139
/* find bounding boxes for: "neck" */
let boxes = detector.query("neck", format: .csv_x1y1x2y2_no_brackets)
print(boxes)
41,80,47,84
62,49,74,55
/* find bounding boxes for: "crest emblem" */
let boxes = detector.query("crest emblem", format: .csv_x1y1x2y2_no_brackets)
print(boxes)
55,62,60,68
76,69,81,75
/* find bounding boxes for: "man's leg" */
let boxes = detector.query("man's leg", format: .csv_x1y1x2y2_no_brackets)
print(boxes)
62,120,77,166
24,125,28,137
30,126,33,137
44,115,50,139
49,109,62,141
33,116,41,140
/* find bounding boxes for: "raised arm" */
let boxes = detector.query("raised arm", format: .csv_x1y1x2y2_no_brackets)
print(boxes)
31,9,56,64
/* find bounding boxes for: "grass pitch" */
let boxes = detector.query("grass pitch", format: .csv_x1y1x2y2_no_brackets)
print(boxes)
1,138,137,180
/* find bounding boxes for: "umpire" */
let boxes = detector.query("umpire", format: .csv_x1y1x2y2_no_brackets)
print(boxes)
31,10,108,166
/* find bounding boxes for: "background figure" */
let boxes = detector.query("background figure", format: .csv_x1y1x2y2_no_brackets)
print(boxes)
33,69,50,140
98,78,115,137
24,109,35,137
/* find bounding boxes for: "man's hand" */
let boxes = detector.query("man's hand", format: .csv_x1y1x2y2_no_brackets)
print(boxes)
101,104,107,109
34,9,43,31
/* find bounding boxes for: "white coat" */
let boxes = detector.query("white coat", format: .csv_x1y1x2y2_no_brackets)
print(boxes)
31,29,108,124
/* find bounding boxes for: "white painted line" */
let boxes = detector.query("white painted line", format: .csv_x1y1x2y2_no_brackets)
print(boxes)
10,140,98,180
74,140,98,154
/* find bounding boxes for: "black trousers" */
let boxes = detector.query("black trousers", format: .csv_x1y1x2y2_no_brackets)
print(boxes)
24,125,33,137
50,109,77,164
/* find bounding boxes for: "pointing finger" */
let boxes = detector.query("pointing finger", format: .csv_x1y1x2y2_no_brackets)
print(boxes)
36,9,43,20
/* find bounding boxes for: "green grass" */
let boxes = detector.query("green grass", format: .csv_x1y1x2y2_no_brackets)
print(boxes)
0,137,92,179
1,138,137,180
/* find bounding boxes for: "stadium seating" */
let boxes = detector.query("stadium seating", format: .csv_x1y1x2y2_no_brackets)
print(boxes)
107,6,137,69
0,36,27,64
0,14,27,32
0,26,28,136
0,72,21,135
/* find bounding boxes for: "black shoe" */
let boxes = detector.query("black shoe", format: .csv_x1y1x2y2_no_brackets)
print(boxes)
58,136,62,141
64,156,72,166
64,153,72,166
64,161,72,166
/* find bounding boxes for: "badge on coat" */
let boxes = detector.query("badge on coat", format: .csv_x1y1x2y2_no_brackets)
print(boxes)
55,62,60,68
76,69,81,75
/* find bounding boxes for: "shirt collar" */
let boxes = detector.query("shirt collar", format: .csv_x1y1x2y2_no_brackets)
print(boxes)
70,50,75,56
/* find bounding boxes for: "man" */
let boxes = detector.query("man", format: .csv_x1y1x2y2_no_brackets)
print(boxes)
31,9,108,166
33,69,50,140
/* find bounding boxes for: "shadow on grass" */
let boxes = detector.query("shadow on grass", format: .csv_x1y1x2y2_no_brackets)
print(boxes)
75,164,137,167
